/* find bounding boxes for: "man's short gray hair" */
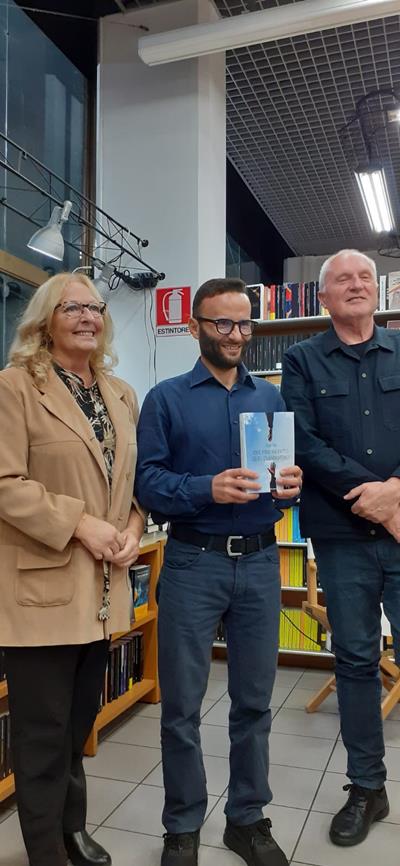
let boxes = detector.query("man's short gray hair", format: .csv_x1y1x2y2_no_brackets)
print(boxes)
319,250,377,292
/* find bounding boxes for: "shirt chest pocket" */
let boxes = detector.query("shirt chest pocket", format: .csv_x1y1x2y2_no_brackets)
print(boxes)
310,379,350,439
378,375,400,431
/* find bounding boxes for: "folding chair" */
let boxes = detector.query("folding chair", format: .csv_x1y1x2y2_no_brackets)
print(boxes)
302,542,400,720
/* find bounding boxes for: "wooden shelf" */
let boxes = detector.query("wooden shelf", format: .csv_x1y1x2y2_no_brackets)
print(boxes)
0,681,7,700
254,308,400,337
277,541,307,548
112,610,157,641
0,773,15,803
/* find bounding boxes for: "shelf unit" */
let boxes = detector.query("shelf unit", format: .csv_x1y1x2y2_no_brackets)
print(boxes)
254,308,400,337
84,532,165,756
0,532,165,800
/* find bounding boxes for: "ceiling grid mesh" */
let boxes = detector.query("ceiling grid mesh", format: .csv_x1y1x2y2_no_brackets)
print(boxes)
215,0,400,253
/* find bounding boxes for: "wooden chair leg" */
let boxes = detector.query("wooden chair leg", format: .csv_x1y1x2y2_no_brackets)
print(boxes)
305,675,336,714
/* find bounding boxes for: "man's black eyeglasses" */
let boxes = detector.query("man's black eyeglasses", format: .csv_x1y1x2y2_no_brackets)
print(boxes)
195,317,256,336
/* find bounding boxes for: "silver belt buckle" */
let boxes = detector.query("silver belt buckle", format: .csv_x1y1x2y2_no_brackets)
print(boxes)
226,535,243,557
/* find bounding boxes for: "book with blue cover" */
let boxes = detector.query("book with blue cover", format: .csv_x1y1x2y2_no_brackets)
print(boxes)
239,411,294,493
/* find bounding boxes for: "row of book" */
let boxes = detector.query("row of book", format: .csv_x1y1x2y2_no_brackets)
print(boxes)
247,282,328,321
275,506,305,544
246,332,310,374
215,610,327,654
0,712,11,780
100,631,144,706
280,608,327,652
279,548,307,587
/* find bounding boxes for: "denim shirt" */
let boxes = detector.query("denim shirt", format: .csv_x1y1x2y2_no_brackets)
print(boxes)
281,325,400,540
135,359,285,536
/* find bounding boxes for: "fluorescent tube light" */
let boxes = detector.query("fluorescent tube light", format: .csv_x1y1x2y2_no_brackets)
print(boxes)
355,168,394,233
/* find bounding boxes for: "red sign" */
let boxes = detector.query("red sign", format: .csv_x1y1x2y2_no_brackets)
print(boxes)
156,286,191,336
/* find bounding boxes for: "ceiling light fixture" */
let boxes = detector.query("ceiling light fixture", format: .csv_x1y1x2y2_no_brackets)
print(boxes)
27,200,72,260
138,0,400,66
355,167,394,233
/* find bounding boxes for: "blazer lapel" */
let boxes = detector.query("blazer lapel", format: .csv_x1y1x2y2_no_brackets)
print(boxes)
36,369,109,485
96,373,131,504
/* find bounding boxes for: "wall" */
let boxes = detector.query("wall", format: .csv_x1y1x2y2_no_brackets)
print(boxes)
97,0,226,404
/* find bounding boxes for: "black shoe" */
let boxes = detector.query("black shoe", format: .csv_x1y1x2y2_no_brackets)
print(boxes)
223,817,288,866
64,831,111,866
161,831,200,866
329,783,390,847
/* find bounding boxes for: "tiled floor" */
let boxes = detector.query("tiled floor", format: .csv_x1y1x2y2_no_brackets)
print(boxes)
1,661,400,866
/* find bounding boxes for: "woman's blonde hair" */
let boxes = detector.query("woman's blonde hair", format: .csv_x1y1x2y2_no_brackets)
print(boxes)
8,272,117,384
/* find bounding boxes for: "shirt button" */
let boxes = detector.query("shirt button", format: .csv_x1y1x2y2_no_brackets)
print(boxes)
370,529,376,536
364,410,370,416
361,372,367,378
366,448,373,455
234,451,240,456
320,388,327,394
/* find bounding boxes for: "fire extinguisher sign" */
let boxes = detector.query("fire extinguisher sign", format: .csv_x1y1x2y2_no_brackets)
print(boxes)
156,286,191,337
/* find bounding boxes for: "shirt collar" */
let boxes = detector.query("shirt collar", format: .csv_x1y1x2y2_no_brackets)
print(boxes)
322,324,394,355
190,357,256,389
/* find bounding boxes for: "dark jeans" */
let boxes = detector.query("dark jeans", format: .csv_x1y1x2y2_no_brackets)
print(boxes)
4,640,109,866
157,537,281,833
313,537,400,790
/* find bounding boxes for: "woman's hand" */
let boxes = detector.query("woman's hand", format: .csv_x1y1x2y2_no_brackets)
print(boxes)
74,513,124,561
110,529,141,568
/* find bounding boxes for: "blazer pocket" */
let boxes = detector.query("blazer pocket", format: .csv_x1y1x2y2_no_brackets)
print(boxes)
15,545,75,607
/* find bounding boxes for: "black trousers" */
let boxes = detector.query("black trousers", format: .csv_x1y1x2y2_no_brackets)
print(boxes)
4,640,109,866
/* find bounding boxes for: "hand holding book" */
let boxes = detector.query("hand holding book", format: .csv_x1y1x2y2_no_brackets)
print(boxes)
239,411,301,495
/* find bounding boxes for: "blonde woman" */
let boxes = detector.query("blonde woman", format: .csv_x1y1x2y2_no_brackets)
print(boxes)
0,273,144,866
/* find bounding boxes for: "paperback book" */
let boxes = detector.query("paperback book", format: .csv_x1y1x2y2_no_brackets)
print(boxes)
239,411,294,493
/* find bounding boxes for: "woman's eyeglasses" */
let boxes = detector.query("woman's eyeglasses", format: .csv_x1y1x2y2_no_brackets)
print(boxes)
54,301,107,319
195,316,256,336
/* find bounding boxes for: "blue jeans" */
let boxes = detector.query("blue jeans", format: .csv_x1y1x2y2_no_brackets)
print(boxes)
157,537,281,833
313,537,400,790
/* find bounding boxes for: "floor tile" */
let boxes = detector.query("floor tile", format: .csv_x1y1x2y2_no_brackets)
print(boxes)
84,740,161,784
283,687,339,715
209,661,228,681
86,776,136,825
269,732,336,771
269,764,323,810
272,708,340,740
91,826,162,866
298,671,335,690
202,700,229,726
275,666,305,687
202,796,307,861
314,771,400,824
132,701,162,718
201,723,230,758
0,812,26,866
204,680,229,701
103,783,217,835
326,741,400,781
382,718,400,748
294,809,400,866
0,800,16,826
144,754,230,796
108,715,161,749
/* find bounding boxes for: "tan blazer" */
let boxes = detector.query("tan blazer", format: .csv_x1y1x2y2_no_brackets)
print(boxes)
0,365,141,646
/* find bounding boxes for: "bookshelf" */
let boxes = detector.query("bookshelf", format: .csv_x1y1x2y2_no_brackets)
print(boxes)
254,308,400,337
0,532,165,799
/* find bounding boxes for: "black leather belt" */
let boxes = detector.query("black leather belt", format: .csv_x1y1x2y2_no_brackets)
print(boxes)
169,525,276,557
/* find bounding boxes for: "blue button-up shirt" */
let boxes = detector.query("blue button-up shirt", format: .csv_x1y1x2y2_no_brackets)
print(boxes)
281,325,400,539
135,358,285,535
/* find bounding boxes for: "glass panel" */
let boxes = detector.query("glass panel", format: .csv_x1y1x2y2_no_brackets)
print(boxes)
0,271,33,369
0,0,87,272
